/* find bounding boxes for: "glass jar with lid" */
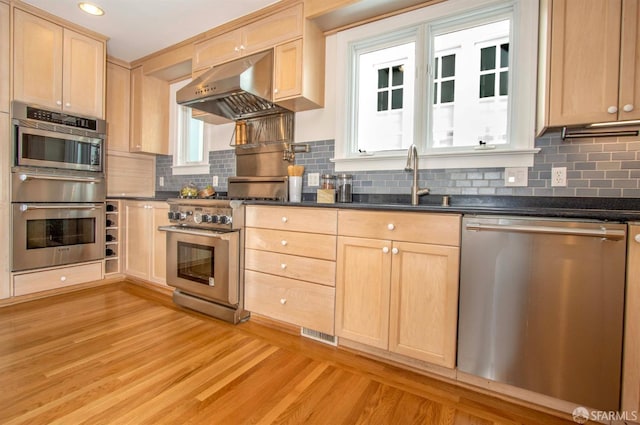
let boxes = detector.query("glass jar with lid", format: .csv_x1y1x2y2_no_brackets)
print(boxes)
336,174,353,203
321,174,335,189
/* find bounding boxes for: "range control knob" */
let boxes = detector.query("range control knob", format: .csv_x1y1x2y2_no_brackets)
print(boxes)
193,212,203,224
202,214,212,223
167,211,176,220
179,212,188,221
211,215,220,224
220,216,232,225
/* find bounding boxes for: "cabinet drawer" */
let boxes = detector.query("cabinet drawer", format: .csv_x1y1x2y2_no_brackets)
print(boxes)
246,206,337,234
245,227,336,260
245,249,335,287
338,210,461,246
13,262,103,296
245,270,334,335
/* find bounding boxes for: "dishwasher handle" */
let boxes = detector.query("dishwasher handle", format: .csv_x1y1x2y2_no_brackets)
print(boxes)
465,222,626,241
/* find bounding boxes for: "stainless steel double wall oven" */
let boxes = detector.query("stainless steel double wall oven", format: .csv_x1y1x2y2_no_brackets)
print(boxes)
11,101,107,272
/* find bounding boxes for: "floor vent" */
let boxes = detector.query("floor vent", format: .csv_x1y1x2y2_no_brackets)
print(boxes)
301,327,338,346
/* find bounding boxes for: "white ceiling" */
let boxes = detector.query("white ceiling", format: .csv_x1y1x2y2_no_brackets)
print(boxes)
21,0,281,63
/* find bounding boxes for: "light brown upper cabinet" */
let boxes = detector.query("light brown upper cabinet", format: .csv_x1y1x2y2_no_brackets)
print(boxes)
13,9,105,118
538,0,640,132
193,4,304,71
129,66,169,155
106,61,131,153
0,2,9,113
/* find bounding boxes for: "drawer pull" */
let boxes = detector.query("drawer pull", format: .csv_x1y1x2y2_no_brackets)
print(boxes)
281,216,288,223
280,298,287,305
635,234,640,243
392,247,399,255
281,240,288,246
382,247,389,254
280,263,287,270
387,223,395,231
60,276,67,282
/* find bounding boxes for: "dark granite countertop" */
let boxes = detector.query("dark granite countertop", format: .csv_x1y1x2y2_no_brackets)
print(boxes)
245,194,640,222
107,191,176,202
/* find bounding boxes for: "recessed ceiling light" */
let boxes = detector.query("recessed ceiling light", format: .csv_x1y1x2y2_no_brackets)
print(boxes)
78,2,104,16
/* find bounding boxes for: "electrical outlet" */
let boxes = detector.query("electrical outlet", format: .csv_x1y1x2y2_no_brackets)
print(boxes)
212,176,219,186
308,172,320,187
159,176,164,187
551,167,567,187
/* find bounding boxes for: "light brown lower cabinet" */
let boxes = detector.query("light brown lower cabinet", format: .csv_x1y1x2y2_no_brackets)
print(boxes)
13,261,103,296
335,211,461,368
623,223,640,414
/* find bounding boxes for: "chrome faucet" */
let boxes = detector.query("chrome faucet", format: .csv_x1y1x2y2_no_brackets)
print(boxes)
405,144,429,205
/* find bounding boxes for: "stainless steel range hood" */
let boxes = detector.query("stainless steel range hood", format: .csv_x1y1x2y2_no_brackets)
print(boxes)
176,50,290,120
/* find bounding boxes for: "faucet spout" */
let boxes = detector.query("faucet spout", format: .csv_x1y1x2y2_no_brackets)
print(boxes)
405,144,429,205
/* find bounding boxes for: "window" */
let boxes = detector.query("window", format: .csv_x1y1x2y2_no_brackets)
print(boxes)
334,0,539,171
170,80,209,175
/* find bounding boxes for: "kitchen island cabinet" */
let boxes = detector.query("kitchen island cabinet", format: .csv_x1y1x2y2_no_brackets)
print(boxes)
124,201,170,285
336,210,461,368
13,8,105,118
244,205,337,335
538,0,640,131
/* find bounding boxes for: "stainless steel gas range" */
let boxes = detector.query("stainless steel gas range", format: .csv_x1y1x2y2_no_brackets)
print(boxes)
159,198,248,324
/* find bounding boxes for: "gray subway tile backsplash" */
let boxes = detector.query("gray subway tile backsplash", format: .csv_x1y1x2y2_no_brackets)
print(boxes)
156,131,640,198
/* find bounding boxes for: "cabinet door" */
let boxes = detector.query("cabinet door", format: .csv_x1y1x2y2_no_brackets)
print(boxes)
274,39,303,100
150,203,170,284
242,4,303,56
620,0,640,121
63,28,104,118
13,9,63,110
106,151,155,198
623,224,640,414
336,236,391,349
388,242,459,368
0,3,9,113
129,67,169,154
548,0,622,126
106,62,131,152
193,28,243,71
124,202,151,280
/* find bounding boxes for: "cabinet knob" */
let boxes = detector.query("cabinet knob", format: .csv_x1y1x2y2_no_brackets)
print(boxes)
607,106,618,114
280,263,287,270
392,247,399,255
623,104,635,113
635,234,640,243
281,240,288,246
239,44,245,51
280,298,287,305
56,100,62,106
274,88,279,94
281,216,288,223
382,247,389,254
387,223,395,230
234,46,240,52
65,102,71,108
60,276,67,282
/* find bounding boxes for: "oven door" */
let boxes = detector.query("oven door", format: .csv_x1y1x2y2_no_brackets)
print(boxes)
163,227,239,307
16,125,103,172
12,203,105,271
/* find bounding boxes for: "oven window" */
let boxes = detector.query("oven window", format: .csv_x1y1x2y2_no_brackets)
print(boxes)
22,133,101,166
26,218,95,249
177,242,214,285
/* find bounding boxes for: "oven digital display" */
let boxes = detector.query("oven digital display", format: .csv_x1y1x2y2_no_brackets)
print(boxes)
26,218,96,249
177,242,215,285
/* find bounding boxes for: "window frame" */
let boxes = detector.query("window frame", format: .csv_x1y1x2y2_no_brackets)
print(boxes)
332,0,539,172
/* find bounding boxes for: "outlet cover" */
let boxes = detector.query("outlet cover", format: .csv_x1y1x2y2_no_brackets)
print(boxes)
551,167,567,187
159,176,164,187
308,172,320,187
212,176,219,186
504,167,528,187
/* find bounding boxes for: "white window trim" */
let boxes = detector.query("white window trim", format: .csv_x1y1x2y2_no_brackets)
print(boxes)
169,79,209,176
332,0,539,172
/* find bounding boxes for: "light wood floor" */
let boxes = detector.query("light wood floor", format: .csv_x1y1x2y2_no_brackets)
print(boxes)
0,282,575,425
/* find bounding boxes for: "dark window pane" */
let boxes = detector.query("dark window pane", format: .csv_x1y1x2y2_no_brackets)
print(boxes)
392,65,404,86
441,80,455,103
480,74,495,98
435,57,439,78
433,83,438,104
378,68,389,89
377,91,388,111
391,89,403,109
441,54,455,78
500,43,509,68
499,71,508,95
480,46,496,71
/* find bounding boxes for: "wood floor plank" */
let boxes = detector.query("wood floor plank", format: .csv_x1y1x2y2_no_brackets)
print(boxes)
0,282,577,425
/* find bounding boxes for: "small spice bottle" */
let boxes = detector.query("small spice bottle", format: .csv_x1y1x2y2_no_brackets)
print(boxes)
321,174,335,189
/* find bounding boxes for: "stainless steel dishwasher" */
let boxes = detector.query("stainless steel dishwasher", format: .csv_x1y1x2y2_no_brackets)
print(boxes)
457,216,626,411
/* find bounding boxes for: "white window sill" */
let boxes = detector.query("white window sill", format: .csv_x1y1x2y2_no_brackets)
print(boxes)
332,148,540,172
171,164,210,175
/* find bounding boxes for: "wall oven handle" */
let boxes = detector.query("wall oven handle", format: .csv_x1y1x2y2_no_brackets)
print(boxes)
19,173,102,183
158,225,237,240
465,222,626,240
19,203,103,212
